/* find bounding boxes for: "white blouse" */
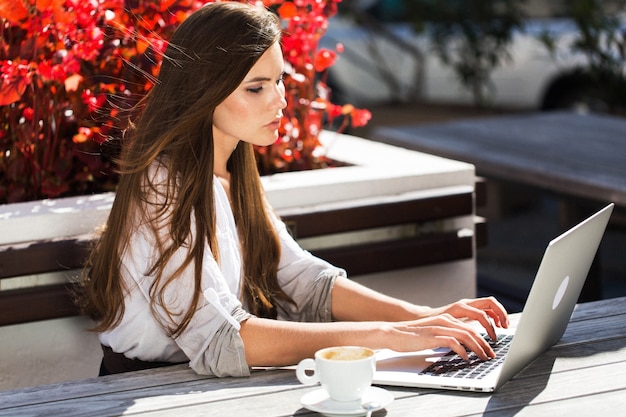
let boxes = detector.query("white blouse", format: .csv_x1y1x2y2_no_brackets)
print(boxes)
99,163,344,376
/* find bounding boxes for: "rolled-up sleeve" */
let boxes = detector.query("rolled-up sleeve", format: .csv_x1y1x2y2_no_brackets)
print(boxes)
183,306,253,377
115,231,253,377
270,212,346,323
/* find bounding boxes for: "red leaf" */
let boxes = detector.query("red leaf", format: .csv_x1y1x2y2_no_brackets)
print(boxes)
351,108,372,128
42,0,68,24
313,49,336,72
277,2,297,19
0,0,29,24
0,73,29,106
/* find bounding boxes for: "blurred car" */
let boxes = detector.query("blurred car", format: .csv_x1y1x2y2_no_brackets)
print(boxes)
320,8,626,112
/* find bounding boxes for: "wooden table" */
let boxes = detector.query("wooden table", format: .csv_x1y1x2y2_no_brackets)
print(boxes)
2,296,625,416
372,110,626,209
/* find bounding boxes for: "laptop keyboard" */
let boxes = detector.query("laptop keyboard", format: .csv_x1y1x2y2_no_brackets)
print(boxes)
421,334,514,379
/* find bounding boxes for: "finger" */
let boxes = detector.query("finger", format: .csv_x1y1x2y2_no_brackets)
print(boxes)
445,304,499,341
473,309,499,341
433,326,495,361
484,307,508,330
448,300,509,335
468,297,510,328
459,328,495,360
421,311,498,347
435,335,469,361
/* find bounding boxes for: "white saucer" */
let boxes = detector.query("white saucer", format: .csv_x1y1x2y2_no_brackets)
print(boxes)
300,386,393,417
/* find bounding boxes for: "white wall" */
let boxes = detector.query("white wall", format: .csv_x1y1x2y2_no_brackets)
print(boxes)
0,317,102,390
354,260,476,308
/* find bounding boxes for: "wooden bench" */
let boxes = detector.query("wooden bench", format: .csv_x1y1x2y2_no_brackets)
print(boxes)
0,184,485,327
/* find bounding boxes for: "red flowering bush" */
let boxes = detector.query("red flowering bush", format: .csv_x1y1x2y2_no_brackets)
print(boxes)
257,0,371,173
0,0,369,204
0,0,111,202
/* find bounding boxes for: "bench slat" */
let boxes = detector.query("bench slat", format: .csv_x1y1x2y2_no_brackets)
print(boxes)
0,284,80,326
315,231,472,276
281,191,472,239
0,238,91,280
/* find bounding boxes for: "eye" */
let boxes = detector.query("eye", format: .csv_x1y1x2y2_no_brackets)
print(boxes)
247,86,263,94
277,72,286,85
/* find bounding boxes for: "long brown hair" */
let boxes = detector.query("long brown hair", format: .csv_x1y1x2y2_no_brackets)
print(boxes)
80,2,294,337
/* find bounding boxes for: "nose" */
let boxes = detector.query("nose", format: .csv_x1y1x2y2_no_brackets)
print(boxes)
278,93,287,110
273,83,287,110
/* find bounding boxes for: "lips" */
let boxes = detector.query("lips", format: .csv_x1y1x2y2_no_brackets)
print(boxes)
266,117,282,130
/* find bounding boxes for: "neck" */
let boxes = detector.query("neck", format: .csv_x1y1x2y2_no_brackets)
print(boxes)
214,170,230,181
213,136,239,182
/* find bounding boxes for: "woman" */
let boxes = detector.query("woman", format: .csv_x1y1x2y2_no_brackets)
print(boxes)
80,1,509,377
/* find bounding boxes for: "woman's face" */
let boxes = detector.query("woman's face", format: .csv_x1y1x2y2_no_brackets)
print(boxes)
212,42,287,149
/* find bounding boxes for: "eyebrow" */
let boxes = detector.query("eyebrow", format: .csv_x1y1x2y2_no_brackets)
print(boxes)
243,71,285,84
243,76,272,83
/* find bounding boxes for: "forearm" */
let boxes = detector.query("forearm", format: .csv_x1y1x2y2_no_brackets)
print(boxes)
238,276,427,367
330,276,433,322
238,316,385,367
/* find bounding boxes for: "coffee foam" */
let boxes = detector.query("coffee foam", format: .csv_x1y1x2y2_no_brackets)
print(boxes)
321,347,372,361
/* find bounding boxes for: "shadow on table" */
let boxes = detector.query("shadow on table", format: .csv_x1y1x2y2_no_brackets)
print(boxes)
296,407,388,416
482,333,623,417
480,355,556,416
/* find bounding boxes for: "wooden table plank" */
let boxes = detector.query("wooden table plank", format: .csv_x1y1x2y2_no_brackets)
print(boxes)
0,364,204,409
0,370,301,417
483,391,626,417
569,296,626,321
0,368,300,416
558,309,626,344
523,337,626,374
127,385,319,417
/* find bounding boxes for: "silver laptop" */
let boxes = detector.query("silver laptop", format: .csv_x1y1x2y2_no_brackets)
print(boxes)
373,203,614,392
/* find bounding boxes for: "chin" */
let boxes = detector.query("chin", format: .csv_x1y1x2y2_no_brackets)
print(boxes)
259,132,279,146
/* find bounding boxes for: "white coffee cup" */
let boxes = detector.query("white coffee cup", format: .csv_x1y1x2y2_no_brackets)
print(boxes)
296,346,376,402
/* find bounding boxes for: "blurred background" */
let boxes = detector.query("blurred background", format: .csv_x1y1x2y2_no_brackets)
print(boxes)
324,0,626,312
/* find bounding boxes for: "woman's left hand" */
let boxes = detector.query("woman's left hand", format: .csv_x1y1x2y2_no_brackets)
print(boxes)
425,297,510,341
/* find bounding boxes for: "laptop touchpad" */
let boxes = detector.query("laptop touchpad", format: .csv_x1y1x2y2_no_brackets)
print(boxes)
375,349,449,373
